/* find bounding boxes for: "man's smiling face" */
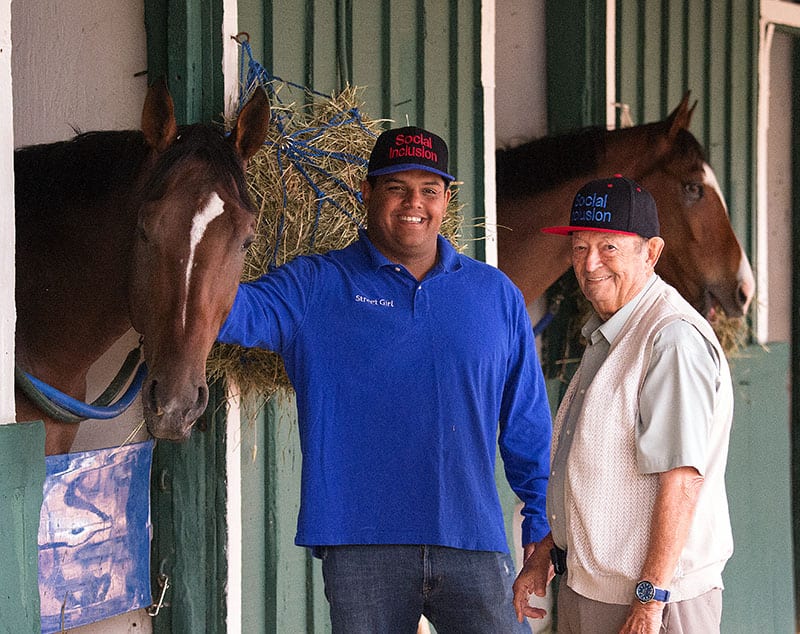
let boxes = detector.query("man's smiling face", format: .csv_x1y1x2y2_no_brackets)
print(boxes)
362,169,451,273
570,230,664,320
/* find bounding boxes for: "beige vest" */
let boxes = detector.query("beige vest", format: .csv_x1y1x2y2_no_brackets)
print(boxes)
553,277,734,604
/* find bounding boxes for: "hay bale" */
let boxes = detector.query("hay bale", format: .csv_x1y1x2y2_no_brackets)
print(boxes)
206,84,464,402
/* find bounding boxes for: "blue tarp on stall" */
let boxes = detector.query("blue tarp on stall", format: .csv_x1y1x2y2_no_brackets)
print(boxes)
38,440,153,632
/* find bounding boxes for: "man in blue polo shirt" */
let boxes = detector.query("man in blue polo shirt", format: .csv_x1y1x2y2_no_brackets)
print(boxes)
218,126,552,633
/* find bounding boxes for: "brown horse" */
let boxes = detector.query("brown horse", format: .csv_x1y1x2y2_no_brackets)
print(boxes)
15,80,271,455
496,94,754,321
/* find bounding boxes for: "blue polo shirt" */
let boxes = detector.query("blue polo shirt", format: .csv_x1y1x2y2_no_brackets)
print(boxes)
218,230,552,552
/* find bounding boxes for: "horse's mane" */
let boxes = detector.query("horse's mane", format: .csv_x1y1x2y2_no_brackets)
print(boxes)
496,123,709,199
15,123,255,222
496,126,607,197
15,130,150,213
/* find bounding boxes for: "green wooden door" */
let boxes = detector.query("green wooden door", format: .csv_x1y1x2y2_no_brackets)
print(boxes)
144,2,230,631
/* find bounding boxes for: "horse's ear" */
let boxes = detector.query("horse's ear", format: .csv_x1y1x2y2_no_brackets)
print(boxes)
228,87,271,163
141,77,179,153
666,92,697,139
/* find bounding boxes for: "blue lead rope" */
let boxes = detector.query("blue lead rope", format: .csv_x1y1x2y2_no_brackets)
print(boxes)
532,312,555,337
19,363,147,421
532,294,564,337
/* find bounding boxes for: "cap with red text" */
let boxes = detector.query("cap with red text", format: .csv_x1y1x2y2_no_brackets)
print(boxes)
367,126,454,183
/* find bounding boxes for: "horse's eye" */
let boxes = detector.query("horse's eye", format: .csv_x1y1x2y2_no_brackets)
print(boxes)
684,182,704,202
136,225,149,244
242,235,255,252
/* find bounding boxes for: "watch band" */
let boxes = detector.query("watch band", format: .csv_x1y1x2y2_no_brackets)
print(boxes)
635,580,671,603
652,586,670,602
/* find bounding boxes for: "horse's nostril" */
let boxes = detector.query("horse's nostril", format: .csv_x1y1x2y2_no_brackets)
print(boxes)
196,384,209,411
738,278,754,313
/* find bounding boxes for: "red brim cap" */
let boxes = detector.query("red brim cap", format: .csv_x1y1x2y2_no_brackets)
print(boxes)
541,175,660,238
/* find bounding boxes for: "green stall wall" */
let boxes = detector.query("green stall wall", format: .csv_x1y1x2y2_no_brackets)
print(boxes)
148,386,229,634
239,396,329,632
234,2,489,630
0,421,45,633
237,0,486,257
725,344,794,634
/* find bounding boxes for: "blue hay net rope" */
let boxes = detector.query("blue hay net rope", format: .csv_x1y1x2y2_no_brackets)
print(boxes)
236,38,376,268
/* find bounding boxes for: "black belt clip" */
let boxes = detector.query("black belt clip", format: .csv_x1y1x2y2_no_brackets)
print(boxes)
550,546,567,575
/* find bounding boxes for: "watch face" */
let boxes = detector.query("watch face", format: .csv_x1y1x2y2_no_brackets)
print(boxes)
635,581,655,603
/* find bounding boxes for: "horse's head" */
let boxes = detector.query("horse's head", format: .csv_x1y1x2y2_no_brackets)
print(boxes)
635,95,755,320
128,80,270,441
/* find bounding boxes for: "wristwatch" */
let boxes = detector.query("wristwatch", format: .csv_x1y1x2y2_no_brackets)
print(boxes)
634,580,670,604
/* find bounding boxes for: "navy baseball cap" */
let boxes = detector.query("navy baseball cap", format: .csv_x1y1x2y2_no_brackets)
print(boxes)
367,126,454,183
542,175,660,238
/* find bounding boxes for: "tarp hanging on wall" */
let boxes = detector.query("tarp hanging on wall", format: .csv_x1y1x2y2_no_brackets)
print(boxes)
38,440,153,633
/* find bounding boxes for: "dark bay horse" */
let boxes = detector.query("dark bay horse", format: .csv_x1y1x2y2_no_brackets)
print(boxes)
496,94,755,321
15,80,271,455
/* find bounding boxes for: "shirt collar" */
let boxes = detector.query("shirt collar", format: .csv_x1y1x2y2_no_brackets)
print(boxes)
357,228,462,275
582,274,659,345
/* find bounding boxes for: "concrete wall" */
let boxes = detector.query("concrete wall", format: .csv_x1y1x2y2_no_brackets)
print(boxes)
12,2,147,146
495,0,547,148
0,0,14,425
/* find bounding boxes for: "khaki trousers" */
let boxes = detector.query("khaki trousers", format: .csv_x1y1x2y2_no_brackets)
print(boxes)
556,582,722,633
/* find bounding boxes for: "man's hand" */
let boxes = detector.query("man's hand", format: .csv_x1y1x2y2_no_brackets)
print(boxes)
618,600,664,634
512,532,555,622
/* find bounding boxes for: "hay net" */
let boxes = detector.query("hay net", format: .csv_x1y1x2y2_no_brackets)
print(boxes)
206,37,464,402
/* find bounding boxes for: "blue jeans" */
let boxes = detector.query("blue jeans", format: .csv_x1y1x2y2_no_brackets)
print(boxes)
319,544,531,634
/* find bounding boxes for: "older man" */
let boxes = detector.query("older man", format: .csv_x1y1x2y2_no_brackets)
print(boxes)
513,175,734,634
